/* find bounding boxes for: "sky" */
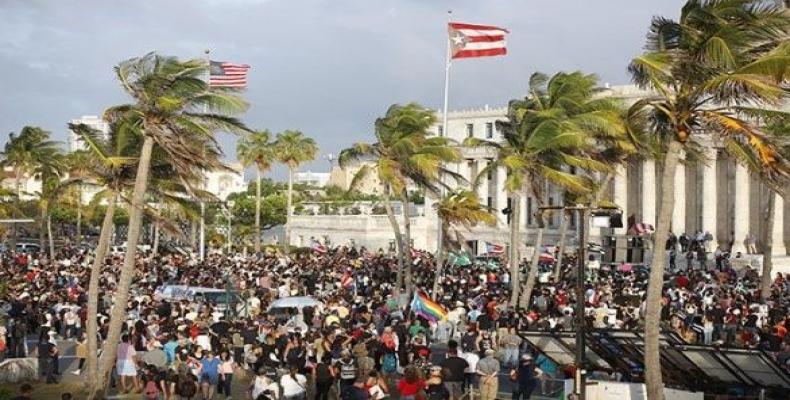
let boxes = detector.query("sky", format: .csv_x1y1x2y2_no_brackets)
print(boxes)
0,0,685,179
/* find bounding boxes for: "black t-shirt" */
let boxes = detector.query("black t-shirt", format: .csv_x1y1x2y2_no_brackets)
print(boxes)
341,385,369,400
439,356,469,382
242,328,258,345
211,321,231,337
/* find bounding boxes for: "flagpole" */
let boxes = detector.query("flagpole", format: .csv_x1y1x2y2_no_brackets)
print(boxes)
199,48,210,262
433,10,452,299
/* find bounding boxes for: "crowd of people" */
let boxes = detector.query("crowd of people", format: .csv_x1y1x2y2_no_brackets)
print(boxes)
0,233,789,399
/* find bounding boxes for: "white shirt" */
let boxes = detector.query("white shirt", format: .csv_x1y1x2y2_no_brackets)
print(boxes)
252,377,279,400
196,334,211,352
280,373,307,397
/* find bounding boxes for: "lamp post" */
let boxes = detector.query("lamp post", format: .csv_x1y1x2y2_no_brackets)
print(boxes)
537,204,621,400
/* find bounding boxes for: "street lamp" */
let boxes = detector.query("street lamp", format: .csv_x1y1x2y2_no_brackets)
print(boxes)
537,204,622,400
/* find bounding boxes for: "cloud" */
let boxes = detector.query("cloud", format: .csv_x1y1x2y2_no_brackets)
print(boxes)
0,0,686,178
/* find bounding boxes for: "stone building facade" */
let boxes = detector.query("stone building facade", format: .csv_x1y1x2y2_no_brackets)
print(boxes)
289,84,787,256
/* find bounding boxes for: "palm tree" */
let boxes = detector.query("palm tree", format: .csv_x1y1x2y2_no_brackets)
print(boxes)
432,190,494,296
274,130,318,253
71,118,218,399
628,2,790,397
1,127,62,248
65,150,93,244
339,103,462,292
94,52,249,397
471,72,618,308
237,130,275,252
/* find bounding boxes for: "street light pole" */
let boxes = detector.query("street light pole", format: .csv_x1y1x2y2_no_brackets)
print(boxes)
538,204,619,400
575,207,588,400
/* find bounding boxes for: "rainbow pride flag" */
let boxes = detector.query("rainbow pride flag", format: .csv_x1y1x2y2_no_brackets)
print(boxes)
410,290,448,322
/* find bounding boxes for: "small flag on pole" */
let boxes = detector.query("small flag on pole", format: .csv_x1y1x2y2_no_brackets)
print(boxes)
485,242,505,254
448,22,509,59
310,239,327,254
209,61,251,88
340,270,353,289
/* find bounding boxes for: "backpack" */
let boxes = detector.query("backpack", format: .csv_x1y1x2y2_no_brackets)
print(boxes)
178,375,197,397
381,353,397,374
143,379,160,400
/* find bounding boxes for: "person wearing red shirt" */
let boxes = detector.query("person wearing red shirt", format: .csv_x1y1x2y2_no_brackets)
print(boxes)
396,366,425,400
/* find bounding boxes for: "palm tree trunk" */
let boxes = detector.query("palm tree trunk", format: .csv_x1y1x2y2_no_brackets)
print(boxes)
554,213,569,282
761,190,777,299
519,226,544,310
432,221,446,299
97,135,155,395
190,218,198,252
77,185,83,245
284,166,293,253
593,171,615,206
11,174,20,249
645,139,683,400
383,186,406,291
153,222,160,256
400,190,414,293
254,168,262,253
85,191,117,400
47,214,54,260
39,202,47,252
509,193,521,306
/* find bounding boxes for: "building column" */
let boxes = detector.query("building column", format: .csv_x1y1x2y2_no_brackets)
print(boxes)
496,166,509,228
672,160,686,234
732,164,750,254
641,160,656,226
457,159,470,190
772,193,787,255
519,192,527,228
476,160,488,210
612,165,628,234
701,152,717,245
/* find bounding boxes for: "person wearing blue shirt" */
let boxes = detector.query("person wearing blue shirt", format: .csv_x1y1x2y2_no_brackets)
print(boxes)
163,335,178,365
199,350,221,400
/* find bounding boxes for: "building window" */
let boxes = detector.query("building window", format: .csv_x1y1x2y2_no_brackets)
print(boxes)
486,160,493,180
487,196,493,209
486,122,493,139
466,123,474,138
548,197,555,227
506,197,512,224
438,126,443,137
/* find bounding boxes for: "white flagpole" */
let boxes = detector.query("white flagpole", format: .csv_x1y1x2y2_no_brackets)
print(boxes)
433,10,452,297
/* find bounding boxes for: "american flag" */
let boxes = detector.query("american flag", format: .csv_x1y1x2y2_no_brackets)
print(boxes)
448,22,509,59
209,61,250,88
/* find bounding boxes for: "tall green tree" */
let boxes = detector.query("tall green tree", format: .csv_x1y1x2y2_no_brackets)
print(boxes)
471,71,618,308
274,130,318,253
65,150,93,244
432,190,494,296
628,1,790,397
339,103,462,292
237,129,275,252
0,127,62,248
93,52,249,398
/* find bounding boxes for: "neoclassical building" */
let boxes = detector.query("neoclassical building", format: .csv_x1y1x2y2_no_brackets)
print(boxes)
289,84,787,257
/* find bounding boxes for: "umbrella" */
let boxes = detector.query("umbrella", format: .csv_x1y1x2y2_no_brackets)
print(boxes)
539,253,556,263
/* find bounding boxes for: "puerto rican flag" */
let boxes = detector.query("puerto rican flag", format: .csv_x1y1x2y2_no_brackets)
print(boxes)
340,270,354,289
310,239,327,254
485,242,505,254
449,22,509,59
